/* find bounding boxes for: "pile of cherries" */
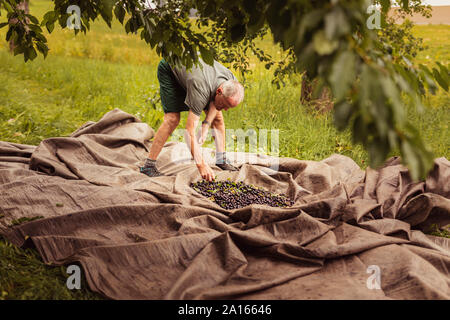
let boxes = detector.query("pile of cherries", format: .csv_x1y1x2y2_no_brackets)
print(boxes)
190,179,293,210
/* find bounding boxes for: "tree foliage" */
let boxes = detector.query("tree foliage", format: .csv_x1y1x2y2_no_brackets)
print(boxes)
0,0,449,180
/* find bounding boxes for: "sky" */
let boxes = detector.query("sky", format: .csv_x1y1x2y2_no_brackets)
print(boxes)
420,0,450,5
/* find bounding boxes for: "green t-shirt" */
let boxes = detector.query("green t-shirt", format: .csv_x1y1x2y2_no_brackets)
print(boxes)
170,59,237,116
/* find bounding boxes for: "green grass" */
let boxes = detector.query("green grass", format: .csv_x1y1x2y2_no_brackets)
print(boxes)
426,224,450,238
0,236,103,299
0,0,449,299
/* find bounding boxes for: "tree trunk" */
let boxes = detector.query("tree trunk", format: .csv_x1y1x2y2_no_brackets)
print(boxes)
300,76,314,104
9,0,29,53
301,75,334,113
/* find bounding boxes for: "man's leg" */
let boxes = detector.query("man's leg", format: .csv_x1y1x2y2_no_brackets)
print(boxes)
211,112,238,171
140,112,180,177
148,112,180,160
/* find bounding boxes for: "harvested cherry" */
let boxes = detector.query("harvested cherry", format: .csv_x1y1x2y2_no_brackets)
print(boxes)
190,179,293,210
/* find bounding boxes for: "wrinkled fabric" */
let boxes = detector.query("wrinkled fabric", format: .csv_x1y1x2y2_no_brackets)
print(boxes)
0,108,449,300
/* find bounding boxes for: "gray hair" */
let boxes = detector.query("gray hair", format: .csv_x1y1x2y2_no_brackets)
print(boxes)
221,80,244,104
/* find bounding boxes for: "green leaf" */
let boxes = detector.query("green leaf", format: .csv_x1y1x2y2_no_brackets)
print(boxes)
401,140,420,181
36,41,49,58
296,42,318,78
435,62,448,74
368,137,389,168
46,21,55,33
380,76,404,124
379,0,392,14
297,9,325,42
3,2,13,13
313,30,338,55
247,10,265,35
203,2,216,17
419,64,434,78
435,62,449,83
24,46,37,62
28,24,42,33
27,47,37,60
401,0,409,10
10,30,18,45
333,100,354,131
328,50,355,101
5,27,12,41
420,73,437,95
114,4,126,24
13,44,25,56
325,7,350,40
243,0,257,13
199,46,214,65
43,11,56,22
230,24,247,42
418,64,438,94
352,115,369,145
432,67,449,91
34,32,47,43
0,22,9,29
101,0,115,18
26,14,39,24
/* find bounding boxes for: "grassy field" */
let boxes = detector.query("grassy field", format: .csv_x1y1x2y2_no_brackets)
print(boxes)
0,0,449,299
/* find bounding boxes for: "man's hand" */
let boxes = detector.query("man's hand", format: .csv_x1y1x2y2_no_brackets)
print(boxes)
197,163,215,181
186,110,214,181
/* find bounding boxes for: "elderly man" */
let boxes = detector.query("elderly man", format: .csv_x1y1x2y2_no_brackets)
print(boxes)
140,58,244,181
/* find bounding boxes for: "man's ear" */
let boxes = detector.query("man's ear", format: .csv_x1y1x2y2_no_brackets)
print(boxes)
216,87,222,95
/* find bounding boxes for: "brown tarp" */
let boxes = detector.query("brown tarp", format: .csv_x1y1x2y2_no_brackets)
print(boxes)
0,108,449,300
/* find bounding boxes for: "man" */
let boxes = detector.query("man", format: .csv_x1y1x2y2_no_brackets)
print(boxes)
139,58,245,181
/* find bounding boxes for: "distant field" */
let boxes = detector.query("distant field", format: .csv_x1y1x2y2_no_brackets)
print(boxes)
391,5,450,24
0,0,449,300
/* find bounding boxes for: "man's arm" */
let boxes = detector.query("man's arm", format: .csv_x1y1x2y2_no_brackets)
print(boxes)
186,110,215,181
198,101,218,145
204,101,218,125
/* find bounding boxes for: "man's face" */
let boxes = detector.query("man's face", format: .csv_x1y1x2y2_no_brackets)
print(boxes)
214,88,239,111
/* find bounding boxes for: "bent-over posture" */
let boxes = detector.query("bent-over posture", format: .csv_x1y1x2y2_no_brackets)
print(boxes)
140,58,244,181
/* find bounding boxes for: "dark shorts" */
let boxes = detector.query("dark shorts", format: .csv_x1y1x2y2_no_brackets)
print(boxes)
157,59,190,113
